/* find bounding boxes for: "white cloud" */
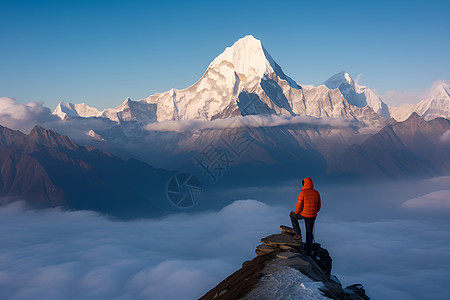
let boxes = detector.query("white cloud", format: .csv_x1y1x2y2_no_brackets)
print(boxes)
0,200,286,300
318,218,450,300
382,79,449,107
402,190,450,210
355,73,363,85
0,97,58,133
1,193,450,300
144,115,351,132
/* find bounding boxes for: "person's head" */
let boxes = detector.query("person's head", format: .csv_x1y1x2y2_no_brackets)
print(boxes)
302,177,314,189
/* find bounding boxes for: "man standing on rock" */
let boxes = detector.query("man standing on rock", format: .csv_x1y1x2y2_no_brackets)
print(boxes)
290,177,321,256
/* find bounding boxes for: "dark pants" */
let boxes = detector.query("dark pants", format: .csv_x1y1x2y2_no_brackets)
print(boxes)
290,211,316,255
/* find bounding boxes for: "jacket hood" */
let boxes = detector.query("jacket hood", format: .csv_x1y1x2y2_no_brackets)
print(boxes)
302,177,314,190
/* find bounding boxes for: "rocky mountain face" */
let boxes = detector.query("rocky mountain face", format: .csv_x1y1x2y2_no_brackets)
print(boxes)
0,124,173,218
200,225,369,300
53,102,102,120
324,71,390,118
0,126,66,207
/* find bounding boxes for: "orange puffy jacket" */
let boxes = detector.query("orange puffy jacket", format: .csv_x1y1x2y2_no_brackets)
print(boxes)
294,177,321,218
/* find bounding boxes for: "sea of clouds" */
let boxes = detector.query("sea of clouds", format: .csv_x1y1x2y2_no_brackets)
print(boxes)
1,178,450,300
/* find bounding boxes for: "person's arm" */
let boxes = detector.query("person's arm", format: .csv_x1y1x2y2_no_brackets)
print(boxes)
294,192,304,214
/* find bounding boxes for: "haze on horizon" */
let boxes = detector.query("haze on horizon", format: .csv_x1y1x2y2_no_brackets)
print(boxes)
1,0,449,110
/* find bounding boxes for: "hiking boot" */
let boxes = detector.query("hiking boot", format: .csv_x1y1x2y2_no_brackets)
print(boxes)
280,225,296,235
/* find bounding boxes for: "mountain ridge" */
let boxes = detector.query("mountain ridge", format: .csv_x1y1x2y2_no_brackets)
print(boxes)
0,124,174,218
51,36,449,125
327,113,450,178
52,36,389,127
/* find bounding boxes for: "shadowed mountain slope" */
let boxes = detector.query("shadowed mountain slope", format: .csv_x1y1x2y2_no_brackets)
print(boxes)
0,125,173,218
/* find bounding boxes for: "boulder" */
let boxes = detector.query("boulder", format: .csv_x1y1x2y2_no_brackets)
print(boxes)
260,233,302,247
276,251,299,259
310,243,332,278
344,284,371,300
255,244,276,256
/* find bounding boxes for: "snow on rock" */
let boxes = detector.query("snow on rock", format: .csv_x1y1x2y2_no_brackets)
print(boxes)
53,102,102,120
414,82,450,121
324,71,390,118
242,267,329,300
389,82,450,121
388,103,416,122
85,129,105,141
208,35,298,89
101,97,158,124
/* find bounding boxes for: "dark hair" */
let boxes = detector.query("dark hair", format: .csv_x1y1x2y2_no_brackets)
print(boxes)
302,179,304,186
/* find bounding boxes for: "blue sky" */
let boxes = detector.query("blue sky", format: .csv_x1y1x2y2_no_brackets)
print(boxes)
1,0,449,110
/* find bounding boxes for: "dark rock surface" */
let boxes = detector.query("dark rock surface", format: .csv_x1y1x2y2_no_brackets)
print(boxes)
199,252,278,300
260,233,302,247
200,225,370,300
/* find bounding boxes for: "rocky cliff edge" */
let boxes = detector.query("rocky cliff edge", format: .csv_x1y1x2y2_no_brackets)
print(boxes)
200,225,369,300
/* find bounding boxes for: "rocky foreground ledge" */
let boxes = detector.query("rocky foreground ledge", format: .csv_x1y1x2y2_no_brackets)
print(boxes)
200,225,369,300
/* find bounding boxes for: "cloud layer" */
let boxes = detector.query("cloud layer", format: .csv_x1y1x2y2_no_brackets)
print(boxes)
144,115,351,132
0,200,286,300
402,190,450,210
1,187,450,300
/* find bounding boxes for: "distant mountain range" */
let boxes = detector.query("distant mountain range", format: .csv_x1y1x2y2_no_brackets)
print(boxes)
0,125,173,218
52,35,450,125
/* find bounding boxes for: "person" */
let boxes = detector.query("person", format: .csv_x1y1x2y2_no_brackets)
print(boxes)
290,177,321,256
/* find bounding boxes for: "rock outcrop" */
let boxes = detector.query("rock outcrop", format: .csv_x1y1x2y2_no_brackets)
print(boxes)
200,225,369,300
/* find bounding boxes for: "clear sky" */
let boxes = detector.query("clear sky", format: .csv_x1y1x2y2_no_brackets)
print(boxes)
1,0,449,110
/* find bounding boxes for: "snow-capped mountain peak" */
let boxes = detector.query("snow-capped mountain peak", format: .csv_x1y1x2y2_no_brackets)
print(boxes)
431,82,450,98
323,71,355,89
324,71,390,118
208,35,266,77
414,82,450,121
208,35,297,88
53,102,102,120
